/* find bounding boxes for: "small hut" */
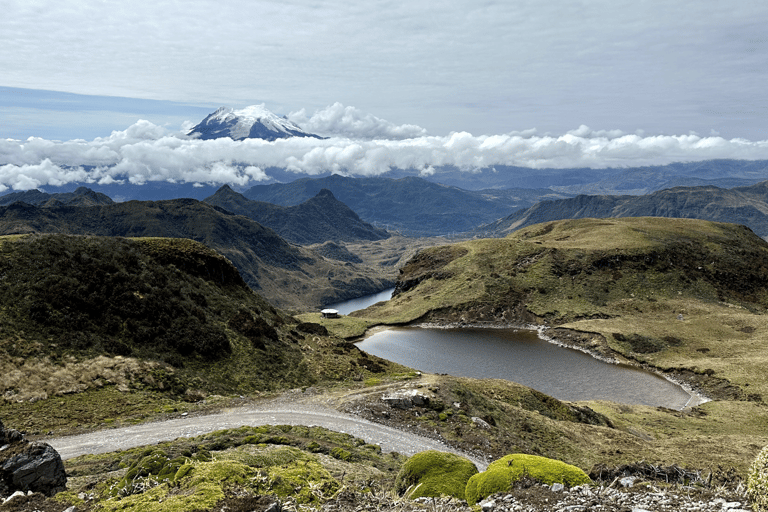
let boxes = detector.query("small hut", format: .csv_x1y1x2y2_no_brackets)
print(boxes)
321,308,340,319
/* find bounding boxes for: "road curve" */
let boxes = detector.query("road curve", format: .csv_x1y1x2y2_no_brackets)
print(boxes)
48,403,489,470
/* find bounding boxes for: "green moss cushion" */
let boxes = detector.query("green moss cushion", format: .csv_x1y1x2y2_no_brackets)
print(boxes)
465,454,591,505
748,445,768,511
394,450,479,500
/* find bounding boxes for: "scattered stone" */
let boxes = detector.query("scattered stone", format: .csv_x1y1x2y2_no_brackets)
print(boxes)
480,498,496,511
381,389,431,409
472,416,492,429
620,476,638,487
1,490,26,504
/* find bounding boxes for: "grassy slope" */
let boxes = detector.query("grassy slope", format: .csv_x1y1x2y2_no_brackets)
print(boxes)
4,221,767,510
347,217,768,475
0,233,412,436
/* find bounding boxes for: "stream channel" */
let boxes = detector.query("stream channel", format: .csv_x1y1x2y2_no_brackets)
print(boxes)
326,289,702,410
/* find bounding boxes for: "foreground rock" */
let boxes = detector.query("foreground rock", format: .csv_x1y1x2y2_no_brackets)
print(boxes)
0,420,67,498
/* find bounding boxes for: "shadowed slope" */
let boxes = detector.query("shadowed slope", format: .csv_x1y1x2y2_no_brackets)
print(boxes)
204,185,389,244
0,199,391,309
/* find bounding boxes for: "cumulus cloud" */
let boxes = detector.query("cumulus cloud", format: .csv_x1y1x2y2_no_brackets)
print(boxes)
2,118,768,192
288,103,428,140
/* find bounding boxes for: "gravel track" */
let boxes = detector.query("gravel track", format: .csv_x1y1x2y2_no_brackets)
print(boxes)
48,401,489,470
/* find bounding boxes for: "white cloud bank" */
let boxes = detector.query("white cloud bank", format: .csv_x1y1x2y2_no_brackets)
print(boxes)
287,103,428,140
2,117,768,193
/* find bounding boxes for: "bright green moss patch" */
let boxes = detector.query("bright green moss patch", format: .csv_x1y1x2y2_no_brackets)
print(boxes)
465,454,591,505
99,460,257,512
394,450,479,500
219,445,340,504
110,448,210,497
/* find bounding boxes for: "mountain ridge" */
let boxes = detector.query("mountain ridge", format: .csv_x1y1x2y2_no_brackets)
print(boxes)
244,175,571,236
204,185,389,244
0,199,392,309
476,180,768,239
0,186,114,207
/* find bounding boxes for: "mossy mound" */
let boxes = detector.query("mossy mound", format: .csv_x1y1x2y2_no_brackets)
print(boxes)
393,450,478,500
748,444,768,511
220,445,340,504
110,448,211,497
64,425,403,512
101,459,259,512
101,446,340,511
465,454,591,505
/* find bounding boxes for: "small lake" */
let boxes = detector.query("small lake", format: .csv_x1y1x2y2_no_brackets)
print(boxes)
357,327,697,409
324,288,395,315
329,289,699,409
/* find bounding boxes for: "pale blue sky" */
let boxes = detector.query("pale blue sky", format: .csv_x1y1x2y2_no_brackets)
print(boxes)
3,0,767,141
2,1,768,192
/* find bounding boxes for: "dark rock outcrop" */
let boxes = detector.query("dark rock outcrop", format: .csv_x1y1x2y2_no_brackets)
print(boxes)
0,420,67,497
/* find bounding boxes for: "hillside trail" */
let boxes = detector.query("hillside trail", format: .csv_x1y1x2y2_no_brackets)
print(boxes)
48,375,489,470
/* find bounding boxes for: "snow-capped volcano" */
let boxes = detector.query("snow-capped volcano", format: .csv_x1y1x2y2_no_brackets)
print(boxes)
188,105,324,141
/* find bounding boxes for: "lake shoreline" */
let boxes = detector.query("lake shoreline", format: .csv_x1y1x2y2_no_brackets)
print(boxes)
355,319,710,410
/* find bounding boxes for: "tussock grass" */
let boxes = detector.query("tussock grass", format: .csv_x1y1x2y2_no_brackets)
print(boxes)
0,355,153,403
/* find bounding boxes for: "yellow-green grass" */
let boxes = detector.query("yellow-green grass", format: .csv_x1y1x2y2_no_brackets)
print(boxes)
344,218,768,479
562,297,768,398
0,385,221,437
586,400,768,473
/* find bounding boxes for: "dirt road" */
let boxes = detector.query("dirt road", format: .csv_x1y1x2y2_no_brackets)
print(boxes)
48,401,489,470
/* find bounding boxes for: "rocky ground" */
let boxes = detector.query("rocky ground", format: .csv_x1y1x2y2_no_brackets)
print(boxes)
1,482,751,512
318,482,751,512
0,384,757,512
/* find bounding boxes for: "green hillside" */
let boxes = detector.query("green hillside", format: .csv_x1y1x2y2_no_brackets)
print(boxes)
0,234,407,434
361,217,768,400
342,217,768,484
478,180,768,239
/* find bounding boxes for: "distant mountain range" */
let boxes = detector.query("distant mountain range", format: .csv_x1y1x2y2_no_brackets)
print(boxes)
0,186,114,207
0,197,392,309
187,105,324,141
203,185,389,244
415,159,768,193
2,158,766,207
477,180,768,239
243,175,571,236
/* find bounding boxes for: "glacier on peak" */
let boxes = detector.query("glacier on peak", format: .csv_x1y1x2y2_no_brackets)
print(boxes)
188,104,324,141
